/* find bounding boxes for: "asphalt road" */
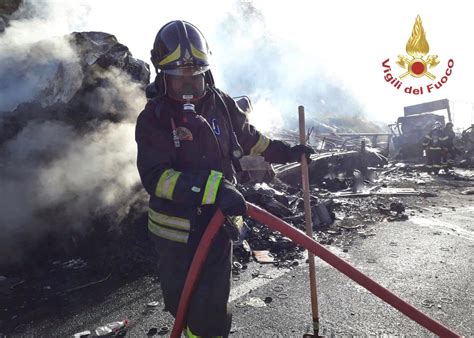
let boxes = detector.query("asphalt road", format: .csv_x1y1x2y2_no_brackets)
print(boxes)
5,180,474,337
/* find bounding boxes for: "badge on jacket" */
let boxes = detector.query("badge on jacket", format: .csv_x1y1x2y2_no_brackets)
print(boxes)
176,127,193,141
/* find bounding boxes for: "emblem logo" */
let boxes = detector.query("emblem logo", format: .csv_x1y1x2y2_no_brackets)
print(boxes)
176,127,193,141
381,15,454,95
183,49,193,65
396,15,439,80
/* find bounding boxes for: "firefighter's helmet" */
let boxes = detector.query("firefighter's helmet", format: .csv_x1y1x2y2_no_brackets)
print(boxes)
150,20,211,76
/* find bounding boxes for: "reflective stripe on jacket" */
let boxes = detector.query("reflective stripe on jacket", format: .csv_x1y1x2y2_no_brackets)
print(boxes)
135,88,292,243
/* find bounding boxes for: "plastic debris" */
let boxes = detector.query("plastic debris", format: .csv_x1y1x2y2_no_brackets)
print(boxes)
147,301,160,307
253,250,275,264
158,326,169,335
245,297,267,307
461,189,474,195
73,330,91,337
272,285,284,293
440,297,454,304
421,299,434,308
94,320,128,336
276,293,289,299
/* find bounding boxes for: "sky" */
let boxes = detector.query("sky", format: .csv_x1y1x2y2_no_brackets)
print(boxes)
4,0,474,130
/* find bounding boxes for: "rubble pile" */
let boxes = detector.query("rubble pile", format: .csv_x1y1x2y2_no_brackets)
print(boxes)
458,124,474,167
0,31,149,267
231,155,465,268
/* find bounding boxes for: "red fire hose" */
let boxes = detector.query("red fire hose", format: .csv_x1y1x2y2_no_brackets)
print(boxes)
170,203,460,337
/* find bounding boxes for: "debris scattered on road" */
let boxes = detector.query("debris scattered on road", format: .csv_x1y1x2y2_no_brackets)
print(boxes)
461,188,474,195
94,320,129,336
147,327,158,336
245,297,267,307
276,293,289,299
59,259,88,270
73,330,91,337
253,250,275,264
158,326,170,335
146,301,160,307
272,285,284,293
439,297,454,304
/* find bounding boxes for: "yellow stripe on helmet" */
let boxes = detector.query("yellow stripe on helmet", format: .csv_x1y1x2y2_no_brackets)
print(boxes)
191,43,208,61
158,45,181,66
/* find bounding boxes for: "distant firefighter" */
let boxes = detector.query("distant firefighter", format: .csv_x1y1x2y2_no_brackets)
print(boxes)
422,121,444,174
441,122,456,166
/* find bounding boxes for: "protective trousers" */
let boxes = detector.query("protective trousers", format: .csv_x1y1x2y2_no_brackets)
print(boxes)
153,215,232,338
426,148,442,172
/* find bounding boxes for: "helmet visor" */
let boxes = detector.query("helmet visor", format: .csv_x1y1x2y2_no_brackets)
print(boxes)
163,65,210,76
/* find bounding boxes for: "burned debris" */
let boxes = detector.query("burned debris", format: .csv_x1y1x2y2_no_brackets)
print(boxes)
231,108,474,271
0,31,150,267
458,124,474,167
232,139,400,268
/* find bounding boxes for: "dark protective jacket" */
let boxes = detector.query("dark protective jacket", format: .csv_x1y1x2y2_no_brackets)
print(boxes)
135,87,292,245
422,128,445,150
442,128,455,149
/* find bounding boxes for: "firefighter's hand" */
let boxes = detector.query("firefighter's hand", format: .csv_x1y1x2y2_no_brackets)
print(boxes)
289,144,315,163
216,180,247,216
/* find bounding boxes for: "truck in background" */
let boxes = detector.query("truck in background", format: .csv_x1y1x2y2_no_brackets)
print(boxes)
389,99,452,159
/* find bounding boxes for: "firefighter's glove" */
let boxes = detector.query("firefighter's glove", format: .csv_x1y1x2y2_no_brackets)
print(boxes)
215,180,247,216
223,216,245,241
288,144,315,163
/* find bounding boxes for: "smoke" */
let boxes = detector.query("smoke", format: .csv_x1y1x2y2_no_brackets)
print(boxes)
0,68,146,264
46,0,366,133
0,2,148,264
210,2,365,133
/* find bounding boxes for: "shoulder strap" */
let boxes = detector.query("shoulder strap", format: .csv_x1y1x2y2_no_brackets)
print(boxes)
147,97,165,120
209,87,244,172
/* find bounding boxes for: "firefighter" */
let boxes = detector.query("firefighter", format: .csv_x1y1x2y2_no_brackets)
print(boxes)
422,121,444,174
135,20,314,337
441,122,456,167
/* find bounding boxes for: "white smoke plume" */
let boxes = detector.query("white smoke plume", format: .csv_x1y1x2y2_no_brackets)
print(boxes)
0,69,146,264
0,1,148,265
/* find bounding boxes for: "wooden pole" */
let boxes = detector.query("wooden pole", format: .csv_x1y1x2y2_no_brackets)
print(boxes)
298,105,320,336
